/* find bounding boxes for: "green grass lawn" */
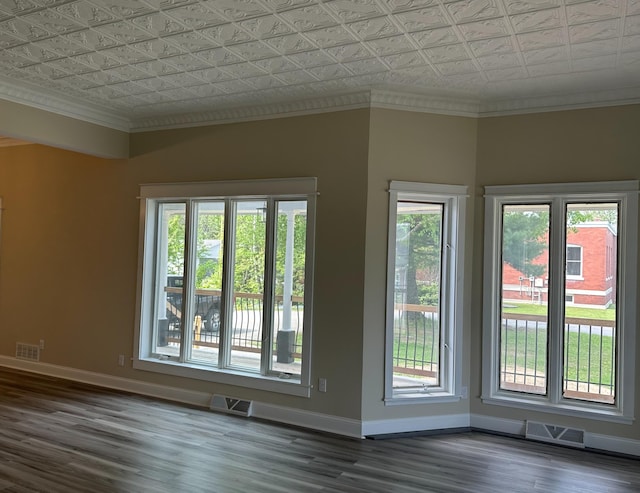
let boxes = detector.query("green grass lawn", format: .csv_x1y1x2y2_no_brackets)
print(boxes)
501,325,615,387
502,302,616,321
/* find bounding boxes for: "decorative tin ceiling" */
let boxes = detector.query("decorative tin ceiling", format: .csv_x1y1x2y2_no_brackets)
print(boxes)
1,0,639,130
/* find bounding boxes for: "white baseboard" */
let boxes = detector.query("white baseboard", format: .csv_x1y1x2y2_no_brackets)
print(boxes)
251,401,363,438
0,356,211,407
470,413,527,436
2,358,638,456
362,413,470,437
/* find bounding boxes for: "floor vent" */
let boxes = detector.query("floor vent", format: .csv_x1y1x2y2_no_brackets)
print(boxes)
525,420,585,448
16,343,40,362
210,394,253,417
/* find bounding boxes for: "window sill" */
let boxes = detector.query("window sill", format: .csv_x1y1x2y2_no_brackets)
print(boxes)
385,392,462,406
134,358,310,398
481,394,633,424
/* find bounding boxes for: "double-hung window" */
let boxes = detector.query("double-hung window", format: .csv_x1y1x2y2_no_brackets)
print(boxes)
385,181,467,403
482,181,638,422
134,178,316,397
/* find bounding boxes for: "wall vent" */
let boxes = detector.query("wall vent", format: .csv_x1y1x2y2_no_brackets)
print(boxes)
16,343,40,362
210,394,253,417
525,420,585,448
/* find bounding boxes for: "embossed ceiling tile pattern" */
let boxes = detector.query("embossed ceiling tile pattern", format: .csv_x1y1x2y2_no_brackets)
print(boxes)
323,0,386,21
510,8,563,33
304,25,357,47
0,0,639,127
446,0,501,23
458,18,510,40
163,3,228,28
343,56,387,73
326,42,373,61
468,36,515,56
366,33,415,55
504,0,553,15
410,26,460,47
569,18,619,42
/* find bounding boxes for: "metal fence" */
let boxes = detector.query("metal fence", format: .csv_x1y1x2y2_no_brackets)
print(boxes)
500,313,616,403
393,304,439,378
166,289,304,356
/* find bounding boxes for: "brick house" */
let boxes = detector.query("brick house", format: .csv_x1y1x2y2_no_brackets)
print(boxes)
502,221,617,308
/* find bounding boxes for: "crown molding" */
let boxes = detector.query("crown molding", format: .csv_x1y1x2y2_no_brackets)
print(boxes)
129,91,373,132
3,76,640,135
0,76,130,132
478,86,640,117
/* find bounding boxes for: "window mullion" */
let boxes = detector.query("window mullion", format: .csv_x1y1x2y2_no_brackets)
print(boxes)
181,199,197,363
261,198,277,376
547,198,566,404
219,199,236,369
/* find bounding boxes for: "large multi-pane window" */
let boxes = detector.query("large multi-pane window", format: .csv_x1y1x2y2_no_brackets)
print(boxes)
385,182,467,402
134,179,316,397
482,181,638,421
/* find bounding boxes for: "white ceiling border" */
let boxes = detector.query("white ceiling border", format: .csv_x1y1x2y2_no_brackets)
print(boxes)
0,76,130,132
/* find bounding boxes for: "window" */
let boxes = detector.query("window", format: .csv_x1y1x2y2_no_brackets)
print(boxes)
482,181,638,422
385,181,467,403
566,245,582,278
134,178,316,397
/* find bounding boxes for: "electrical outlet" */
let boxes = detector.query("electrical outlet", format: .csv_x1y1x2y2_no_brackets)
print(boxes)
318,378,327,393
118,354,125,367
461,386,468,399
39,339,45,350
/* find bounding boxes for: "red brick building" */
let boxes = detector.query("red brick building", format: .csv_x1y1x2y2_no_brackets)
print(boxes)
502,221,617,308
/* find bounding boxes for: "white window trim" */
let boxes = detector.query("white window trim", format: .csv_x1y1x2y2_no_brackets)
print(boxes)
482,180,638,423
565,244,583,280
384,181,467,405
133,178,317,398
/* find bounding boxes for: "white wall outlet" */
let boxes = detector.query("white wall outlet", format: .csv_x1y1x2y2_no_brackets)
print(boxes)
39,339,45,350
118,354,125,367
318,378,327,393
461,386,468,399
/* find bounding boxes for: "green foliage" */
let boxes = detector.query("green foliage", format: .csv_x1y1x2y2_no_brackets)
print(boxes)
501,209,549,277
166,206,307,296
397,209,442,305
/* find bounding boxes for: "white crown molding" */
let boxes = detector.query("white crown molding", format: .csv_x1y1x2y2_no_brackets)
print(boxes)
129,91,373,132
478,86,640,117
3,77,640,135
0,76,130,132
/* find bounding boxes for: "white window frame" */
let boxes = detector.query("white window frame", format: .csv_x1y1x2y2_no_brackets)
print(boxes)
384,181,467,404
133,178,316,398
482,180,638,423
565,244,583,279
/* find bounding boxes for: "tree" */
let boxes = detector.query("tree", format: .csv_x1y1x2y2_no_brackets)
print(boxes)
501,209,548,278
396,208,442,306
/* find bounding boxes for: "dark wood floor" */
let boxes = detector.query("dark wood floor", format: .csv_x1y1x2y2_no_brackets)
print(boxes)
0,368,638,493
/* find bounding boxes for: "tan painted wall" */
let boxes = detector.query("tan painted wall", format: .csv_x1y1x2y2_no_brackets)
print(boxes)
0,100,129,159
0,110,370,420
362,108,478,421
474,104,640,439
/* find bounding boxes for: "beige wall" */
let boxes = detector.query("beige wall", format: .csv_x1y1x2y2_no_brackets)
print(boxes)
0,100,129,159
1,102,639,439
474,104,640,439
362,108,478,420
0,110,370,419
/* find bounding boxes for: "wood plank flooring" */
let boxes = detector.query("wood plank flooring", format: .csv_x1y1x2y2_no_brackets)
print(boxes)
0,367,638,493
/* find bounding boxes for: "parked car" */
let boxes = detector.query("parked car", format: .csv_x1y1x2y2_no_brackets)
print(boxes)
166,275,221,333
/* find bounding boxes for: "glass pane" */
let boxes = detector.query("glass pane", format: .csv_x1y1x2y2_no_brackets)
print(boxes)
499,204,549,395
392,201,443,390
229,200,267,371
190,201,225,364
563,203,617,404
271,201,307,376
155,203,186,358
